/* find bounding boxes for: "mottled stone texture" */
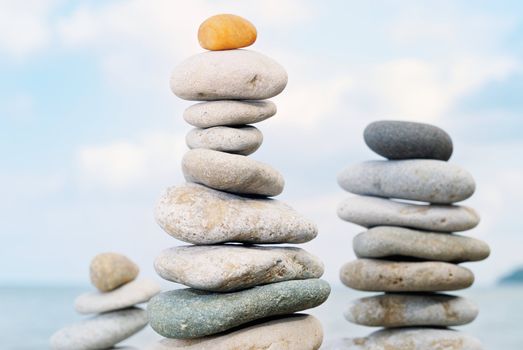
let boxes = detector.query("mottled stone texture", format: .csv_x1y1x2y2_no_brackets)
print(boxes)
186,126,263,155
89,252,139,292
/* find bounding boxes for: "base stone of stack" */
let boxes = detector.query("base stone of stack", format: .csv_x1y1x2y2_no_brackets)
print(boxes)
337,196,479,232
146,314,323,350
154,245,324,292
155,183,317,244
75,279,161,314
345,293,478,327
147,279,330,339
186,126,263,156
323,328,483,350
340,259,474,292
50,308,148,350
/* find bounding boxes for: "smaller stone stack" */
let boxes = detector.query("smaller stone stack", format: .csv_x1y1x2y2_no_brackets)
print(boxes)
146,14,330,350
333,121,490,350
50,253,160,350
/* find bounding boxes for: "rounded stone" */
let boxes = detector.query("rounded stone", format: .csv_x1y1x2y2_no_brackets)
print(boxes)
364,120,453,160
171,50,287,101
154,245,324,292
147,279,330,339
338,160,475,204
50,308,148,350
340,259,474,292
345,293,478,327
354,226,490,262
146,314,323,350
75,279,161,314
155,183,317,244
89,252,139,292
198,14,257,51
182,149,284,196
186,126,263,156
324,328,483,350
184,100,277,128
337,196,480,232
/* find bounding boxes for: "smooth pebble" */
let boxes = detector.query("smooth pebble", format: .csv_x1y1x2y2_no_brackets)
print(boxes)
186,126,262,156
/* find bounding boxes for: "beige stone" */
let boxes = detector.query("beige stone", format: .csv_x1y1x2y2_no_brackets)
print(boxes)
186,126,263,156
89,252,139,292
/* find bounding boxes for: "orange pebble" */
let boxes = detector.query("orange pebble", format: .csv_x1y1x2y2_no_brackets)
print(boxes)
198,14,257,51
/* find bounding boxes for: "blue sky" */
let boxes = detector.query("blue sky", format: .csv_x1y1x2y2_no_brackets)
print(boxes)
1,0,522,286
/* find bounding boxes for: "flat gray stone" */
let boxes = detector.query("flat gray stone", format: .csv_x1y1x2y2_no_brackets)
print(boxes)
338,160,475,204
154,245,324,292
184,100,276,128
186,126,263,156
146,314,322,350
182,149,284,196
364,120,453,160
155,183,317,244
50,308,148,350
337,196,479,232
340,259,474,292
345,293,478,327
171,50,287,101
147,279,330,339
75,279,161,314
354,226,490,262
324,328,483,350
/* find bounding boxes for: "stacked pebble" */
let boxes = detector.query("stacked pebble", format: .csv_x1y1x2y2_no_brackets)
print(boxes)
146,14,330,350
333,121,490,350
50,253,161,350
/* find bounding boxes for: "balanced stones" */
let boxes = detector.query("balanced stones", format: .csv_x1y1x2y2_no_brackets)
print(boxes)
149,14,329,349
333,120,489,349
50,253,160,349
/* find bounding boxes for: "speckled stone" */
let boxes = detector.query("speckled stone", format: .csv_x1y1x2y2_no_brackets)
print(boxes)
324,328,483,350
345,293,478,327
154,245,324,292
171,50,287,101
50,308,148,350
184,100,276,128
146,314,323,350
182,149,284,196
364,120,453,160
147,279,330,339
155,183,317,244
340,259,474,292
338,160,475,204
186,126,263,156
75,279,161,314
337,196,479,232
90,252,139,292
353,226,490,262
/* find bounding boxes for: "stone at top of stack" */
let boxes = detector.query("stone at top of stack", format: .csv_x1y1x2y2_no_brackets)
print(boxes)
50,253,161,350
331,120,490,350
147,14,329,350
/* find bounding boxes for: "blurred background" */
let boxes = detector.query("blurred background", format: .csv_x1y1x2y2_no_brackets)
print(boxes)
1,0,522,348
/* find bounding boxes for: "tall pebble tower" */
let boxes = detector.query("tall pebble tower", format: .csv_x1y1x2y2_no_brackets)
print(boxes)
333,121,490,349
147,14,330,350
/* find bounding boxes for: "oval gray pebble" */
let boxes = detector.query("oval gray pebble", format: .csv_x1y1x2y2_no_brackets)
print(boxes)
364,120,453,160
337,196,479,232
147,279,330,339
171,50,287,101
338,160,475,204
186,126,263,156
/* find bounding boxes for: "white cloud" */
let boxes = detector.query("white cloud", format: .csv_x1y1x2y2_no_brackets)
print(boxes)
76,131,186,190
0,0,58,58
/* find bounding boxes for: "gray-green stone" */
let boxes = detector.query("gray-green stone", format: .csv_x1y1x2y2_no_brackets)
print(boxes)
147,279,330,339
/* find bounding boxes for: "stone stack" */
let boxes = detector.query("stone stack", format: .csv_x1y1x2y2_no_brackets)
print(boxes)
50,253,161,350
146,14,330,350
333,121,490,350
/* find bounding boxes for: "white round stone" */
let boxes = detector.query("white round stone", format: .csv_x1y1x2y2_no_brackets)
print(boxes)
171,50,287,101
186,126,263,156
75,279,161,314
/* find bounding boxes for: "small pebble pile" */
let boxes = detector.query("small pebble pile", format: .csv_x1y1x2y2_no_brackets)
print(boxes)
50,253,161,350
332,121,490,350
146,14,330,350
